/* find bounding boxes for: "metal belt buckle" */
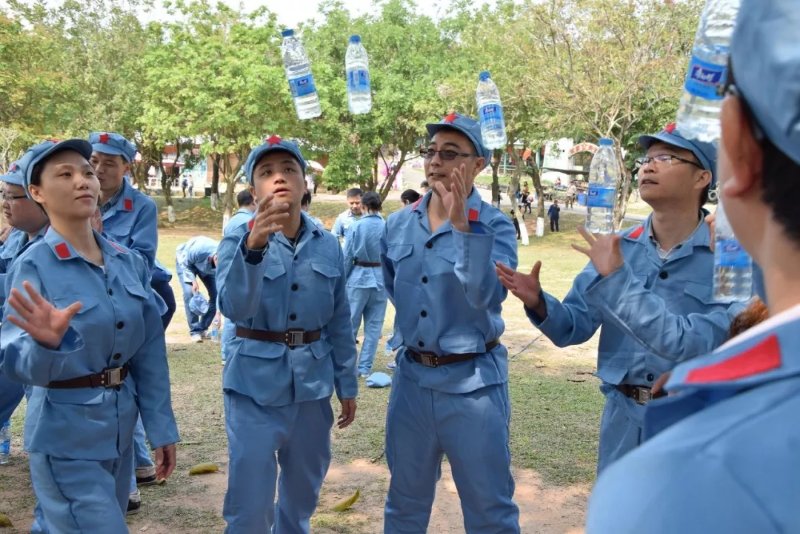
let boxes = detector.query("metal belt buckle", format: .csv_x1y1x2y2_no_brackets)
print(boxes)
103,367,123,388
285,329,305,348
634,387,652,405
418,353,438,368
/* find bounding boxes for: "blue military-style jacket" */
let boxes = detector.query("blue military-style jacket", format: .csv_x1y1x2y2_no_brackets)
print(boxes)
344,213,385,289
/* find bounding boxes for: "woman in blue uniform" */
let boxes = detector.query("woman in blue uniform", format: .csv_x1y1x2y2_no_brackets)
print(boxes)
0,139,179,533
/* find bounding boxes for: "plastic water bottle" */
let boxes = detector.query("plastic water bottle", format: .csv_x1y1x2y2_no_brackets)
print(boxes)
476,71,507,150
676,0,741,142
345,35,371,115
280,29,322,120
713,201,752,302
0,420,10,465
210,318,220,343
585,138,619,234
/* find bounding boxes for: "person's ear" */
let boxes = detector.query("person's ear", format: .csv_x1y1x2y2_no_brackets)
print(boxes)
719,95,764,198
28,185,44,205
472,157,486,178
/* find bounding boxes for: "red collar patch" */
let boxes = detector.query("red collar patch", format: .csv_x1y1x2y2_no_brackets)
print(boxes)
266,135,282,146
123,198,133,211
54,242,71,259
411,198,423,210
99,133,110,144
686,334,781,384
247,218,255,230
108,240,127,253
629,225,645,239
443,113,458,124
468,208,479,222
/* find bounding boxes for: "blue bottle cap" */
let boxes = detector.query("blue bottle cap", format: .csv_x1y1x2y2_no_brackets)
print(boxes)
281,29,295,37
598,137,614,146
479,71,491,81
349,35,361,43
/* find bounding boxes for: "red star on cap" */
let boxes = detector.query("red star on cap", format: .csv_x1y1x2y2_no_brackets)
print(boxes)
266,135,282,146
664,122,677,134
443,113,458,124
99,133,110,144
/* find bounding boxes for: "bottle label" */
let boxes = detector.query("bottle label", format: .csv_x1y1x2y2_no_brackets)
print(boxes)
289,74,317,98
716,238,751,268
479,103,505,125
684,55,727,101
587,184,615,208
347,68,370,92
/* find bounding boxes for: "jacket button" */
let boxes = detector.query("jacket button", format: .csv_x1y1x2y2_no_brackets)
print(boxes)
116,321,124,329
420,310,427,318
113,353,121,360
418,340,425,347
421,276,428,284
108,288,113,296
646,373,655,382
291,283,299,291
425,242,433,249
658,271,668,280
289,313,297,321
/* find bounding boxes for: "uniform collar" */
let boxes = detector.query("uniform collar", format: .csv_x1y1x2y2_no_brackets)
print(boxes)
44,226,125,261
623,212,711,259
100,179,134,216
411,187,483,228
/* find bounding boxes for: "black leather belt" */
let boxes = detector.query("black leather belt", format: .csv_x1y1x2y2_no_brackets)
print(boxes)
407,340,500,368
236,326,322,348
48,365,129,389
354,260,381,267
616,384,658,404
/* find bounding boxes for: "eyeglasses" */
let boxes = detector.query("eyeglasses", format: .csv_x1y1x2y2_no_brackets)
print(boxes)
420,148,477,161
1,193,27,203
635,154,703,169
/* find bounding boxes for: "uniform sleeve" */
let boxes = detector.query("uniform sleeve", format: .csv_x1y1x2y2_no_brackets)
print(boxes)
582,262,742,361
380,223,395,302
343,225,356,279
127,200,159,274
527,262,604,347
331,214,344,238
328,244,358,399
216,225,268,321
176,247,195,284
0,259,86,386
451,213,518,310
127,257,180,448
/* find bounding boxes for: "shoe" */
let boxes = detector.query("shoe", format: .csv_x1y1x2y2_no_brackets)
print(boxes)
136,466,157,486
127,491,141,515
386,361,397,370
190,333,203,343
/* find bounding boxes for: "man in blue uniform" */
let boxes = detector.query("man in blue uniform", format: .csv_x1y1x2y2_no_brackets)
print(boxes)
216,135,357,533
331,187,362,247
220,189,255,364
175,236,219,342
381,113,520,532
587,2,800,530
497,125,743,473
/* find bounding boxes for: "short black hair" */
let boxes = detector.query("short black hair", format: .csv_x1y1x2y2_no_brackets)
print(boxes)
361,191,382,212
236,189,254,208
400,189,421,205
346,187,363,198
301,191,312,207
30,146,77,187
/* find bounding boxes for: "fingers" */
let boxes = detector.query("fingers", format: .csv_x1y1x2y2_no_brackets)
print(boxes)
337,398,356,429
531,260,542,279
22,281,48,307
494,261,516,276
155,444,177,481
256,192,275,211
62,301,83,321
8,288,36,318
571,243,592,257
432,181,449,198
576,225,596,245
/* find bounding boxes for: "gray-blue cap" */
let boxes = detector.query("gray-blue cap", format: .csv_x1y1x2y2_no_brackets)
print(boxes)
244,135,307,185
16,139,93,192
638,122,718,185
426,112,492,163
1,160,25,187
88,131,137,163
731,0,800,166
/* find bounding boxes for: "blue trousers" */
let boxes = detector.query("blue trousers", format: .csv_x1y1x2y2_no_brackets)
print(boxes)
347,286,388,375
178,272,217,335
129,414,154,493
596,384,646,473
384,365,520,533
223,392,333,534
29,447,133,534
221,314,235,363
0,370,24,424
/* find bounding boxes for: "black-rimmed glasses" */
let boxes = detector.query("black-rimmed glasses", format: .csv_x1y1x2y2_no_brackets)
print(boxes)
635,154,703,169
420,148,477,161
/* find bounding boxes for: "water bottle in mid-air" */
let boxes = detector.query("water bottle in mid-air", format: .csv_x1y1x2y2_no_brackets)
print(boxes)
676,0,741,142
476,71,507,150
713,201,752,302
280,29,322,120
585,138,619,234
0,420,10,465
345,35,371,115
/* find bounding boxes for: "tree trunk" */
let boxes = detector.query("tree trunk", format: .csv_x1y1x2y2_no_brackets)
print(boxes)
612,144,631,229
507,142,525,207
490,150,501,206
378,149,408,201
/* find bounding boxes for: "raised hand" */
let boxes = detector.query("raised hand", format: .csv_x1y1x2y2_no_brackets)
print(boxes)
246,192,291,250
572,225,624,277
496,261,547,318
6,281,82,349
433,163,470,233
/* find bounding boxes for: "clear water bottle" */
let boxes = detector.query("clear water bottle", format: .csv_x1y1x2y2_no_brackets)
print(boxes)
0,420,10,465
676,0,741,142
345,35,371,115
476,71,507,150
210,318,220,343
280,29,322,120
713,201,752,302
585,138,619,234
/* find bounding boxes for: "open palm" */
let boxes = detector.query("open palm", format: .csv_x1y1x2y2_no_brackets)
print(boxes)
7,281,82,350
